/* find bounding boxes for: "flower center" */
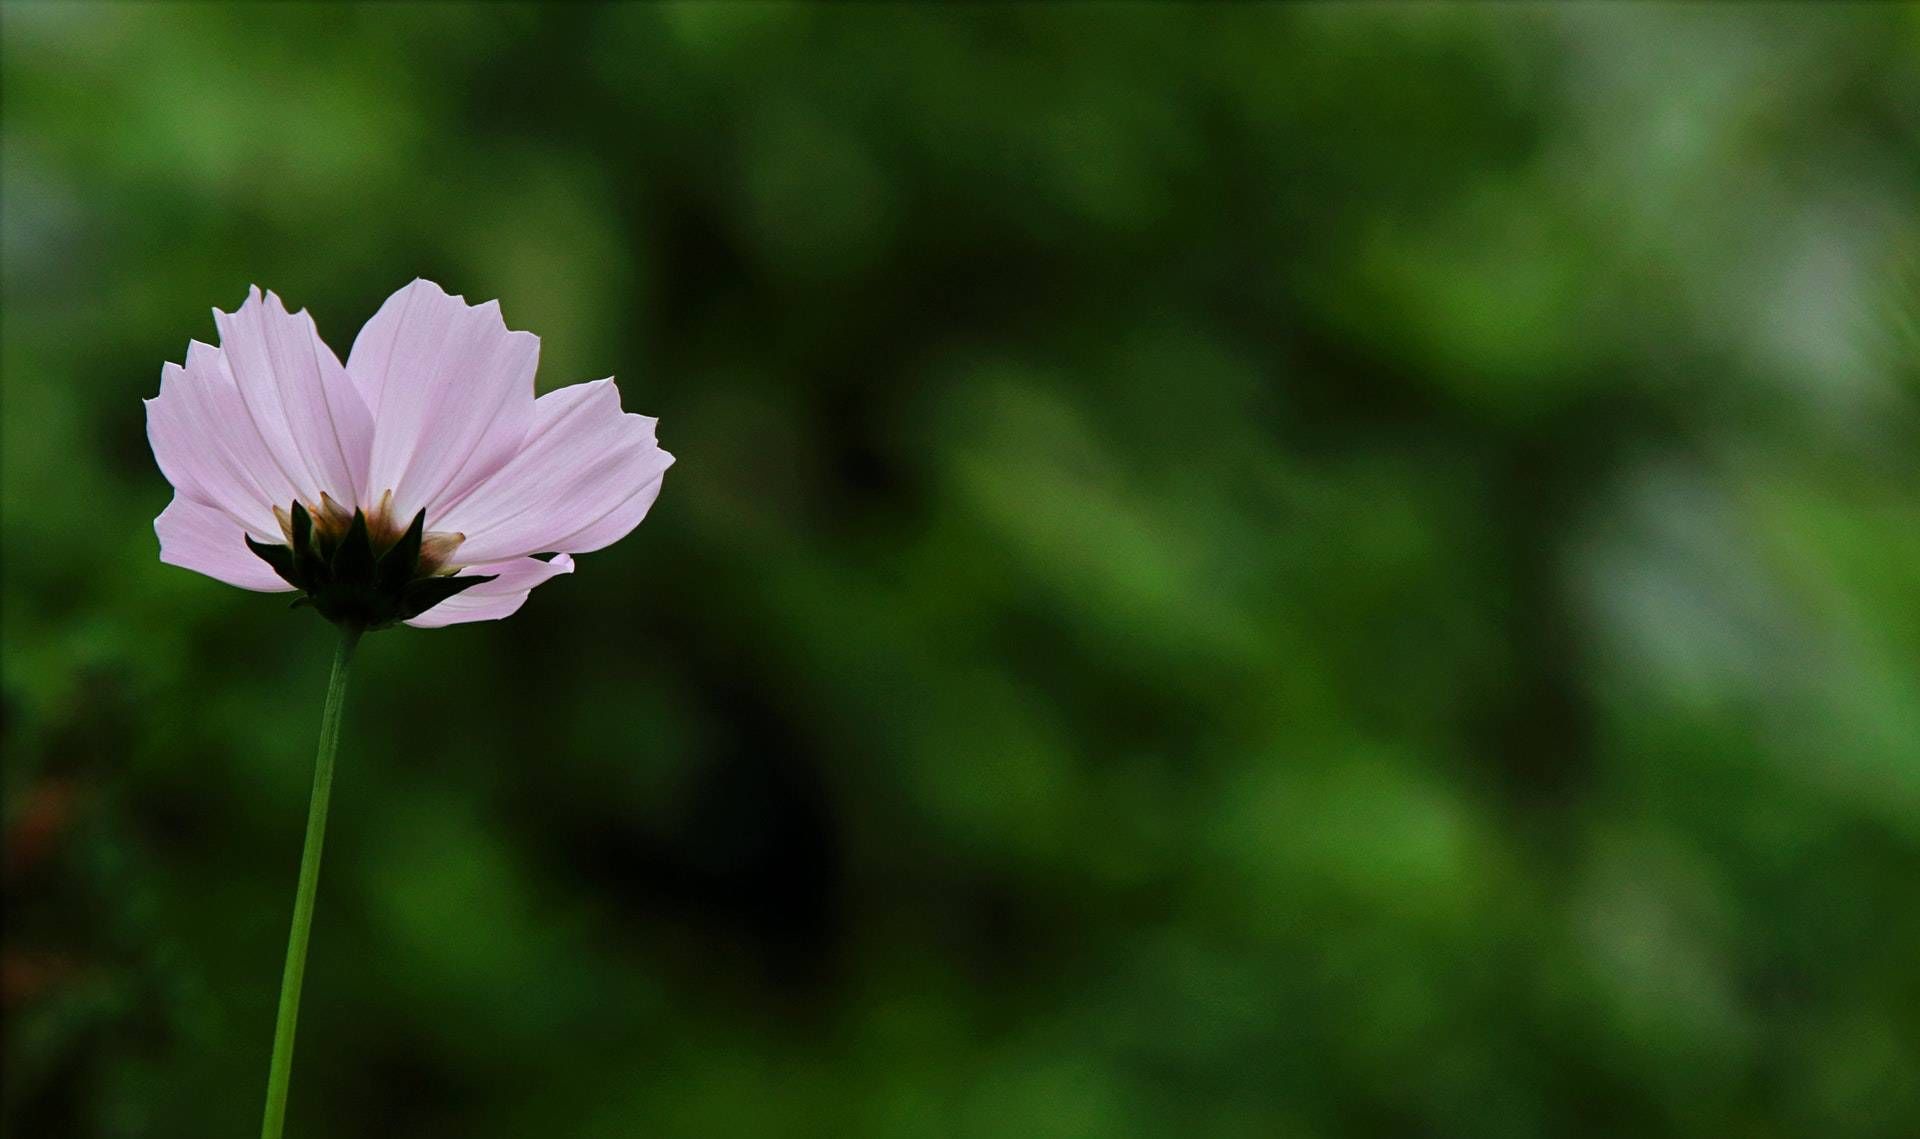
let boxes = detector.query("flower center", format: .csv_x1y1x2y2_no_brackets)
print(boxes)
247,491,494,631
273,490,467,576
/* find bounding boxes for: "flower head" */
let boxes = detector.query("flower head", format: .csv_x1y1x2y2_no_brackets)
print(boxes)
147,281,672,628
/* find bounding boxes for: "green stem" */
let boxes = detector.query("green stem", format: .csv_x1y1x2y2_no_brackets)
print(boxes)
260,625,360,1139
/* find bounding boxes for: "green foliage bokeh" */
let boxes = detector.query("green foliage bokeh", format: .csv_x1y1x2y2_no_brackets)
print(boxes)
4,3,1919,1136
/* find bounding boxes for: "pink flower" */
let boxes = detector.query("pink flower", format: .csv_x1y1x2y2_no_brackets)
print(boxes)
147,281,672,628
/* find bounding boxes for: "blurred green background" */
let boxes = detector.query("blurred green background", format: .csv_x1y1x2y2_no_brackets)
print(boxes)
4,2,1920,1136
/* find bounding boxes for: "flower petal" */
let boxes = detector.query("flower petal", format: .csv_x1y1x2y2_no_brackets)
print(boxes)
212,287,372,506
403,553,574,628
348,280,539,522
540,471,667,555
155,494,293,592
430,379,673,564
146,340,303,538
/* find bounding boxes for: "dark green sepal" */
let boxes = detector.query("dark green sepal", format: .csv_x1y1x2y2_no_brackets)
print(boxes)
246,535,304,590
289,501,312,554
312,512,340,563
332,509,376,583
397,574,497,621
377,509,426,594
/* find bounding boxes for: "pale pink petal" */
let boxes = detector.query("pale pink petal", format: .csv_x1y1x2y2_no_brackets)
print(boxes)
155,494,292,592
212,287,372,506
403,553,574,628
348,280,538,521
430,379,673,564
540,472,666,555
146,340,303,538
